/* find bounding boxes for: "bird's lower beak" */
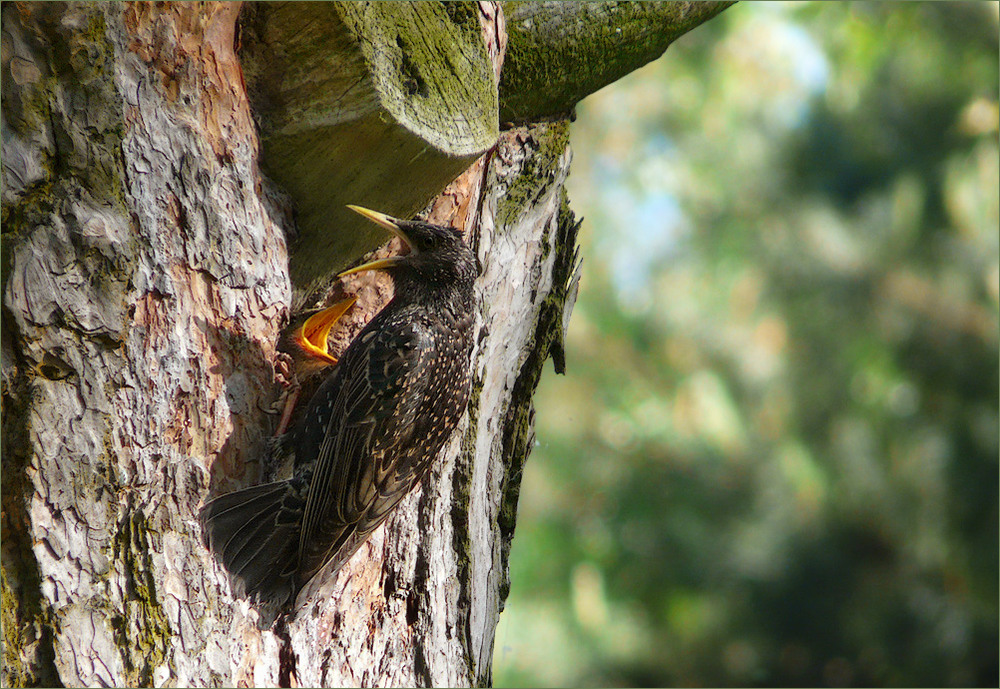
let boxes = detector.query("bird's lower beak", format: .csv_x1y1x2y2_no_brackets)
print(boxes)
338,255,405,277
339,205,417,277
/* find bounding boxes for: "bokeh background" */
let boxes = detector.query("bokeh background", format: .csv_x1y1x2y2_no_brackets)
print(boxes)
493,2,999,686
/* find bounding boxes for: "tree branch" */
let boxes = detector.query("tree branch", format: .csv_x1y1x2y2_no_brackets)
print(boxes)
239,1,500,289
500,1,735,122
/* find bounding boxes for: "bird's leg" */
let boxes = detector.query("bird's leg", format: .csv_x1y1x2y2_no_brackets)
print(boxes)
274,387,301,437
262,351,296,417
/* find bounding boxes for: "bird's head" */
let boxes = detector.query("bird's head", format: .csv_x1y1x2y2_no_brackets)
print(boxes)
340,205,478,289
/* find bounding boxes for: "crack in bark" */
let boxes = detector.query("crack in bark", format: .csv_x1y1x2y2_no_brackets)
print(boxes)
275,615,297,688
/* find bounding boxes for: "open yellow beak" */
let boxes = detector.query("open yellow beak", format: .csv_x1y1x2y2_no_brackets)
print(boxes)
339,205,416,277
294,295,357,364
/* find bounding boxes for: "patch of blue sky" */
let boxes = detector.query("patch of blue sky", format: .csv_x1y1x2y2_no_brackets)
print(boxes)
588,131,691,305
748,5,831,129
583,3,830,306
752,1,833,92
599,186,690,306
778,21,830,128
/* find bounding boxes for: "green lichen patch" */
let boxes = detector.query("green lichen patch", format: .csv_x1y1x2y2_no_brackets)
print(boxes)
1,569,30,687
9,5,126,213
5,72,57,140
1,363,59,687
111,512,171,687
75,12,114,83
0,565,57,689
337,1,498,156
499,2,733,123
0,567,54,689
1,169,56,236
494,121,571,230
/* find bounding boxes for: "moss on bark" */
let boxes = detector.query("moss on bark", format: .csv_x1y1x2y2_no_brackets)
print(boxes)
110,512,172,687
499,1,733,122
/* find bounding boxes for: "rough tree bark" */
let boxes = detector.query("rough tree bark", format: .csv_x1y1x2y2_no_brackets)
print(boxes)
1,2,730,687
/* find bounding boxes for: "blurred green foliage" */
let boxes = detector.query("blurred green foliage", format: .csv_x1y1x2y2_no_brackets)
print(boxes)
494,2,998,687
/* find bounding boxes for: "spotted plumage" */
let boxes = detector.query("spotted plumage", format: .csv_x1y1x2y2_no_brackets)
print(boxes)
200,206,477,606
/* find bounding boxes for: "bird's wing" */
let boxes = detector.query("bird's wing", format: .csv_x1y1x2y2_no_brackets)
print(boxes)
297,316,434,577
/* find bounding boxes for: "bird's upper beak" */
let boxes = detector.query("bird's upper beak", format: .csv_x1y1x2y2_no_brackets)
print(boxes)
339,205,417,277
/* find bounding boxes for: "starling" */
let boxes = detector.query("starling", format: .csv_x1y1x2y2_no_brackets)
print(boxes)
200,205,478,606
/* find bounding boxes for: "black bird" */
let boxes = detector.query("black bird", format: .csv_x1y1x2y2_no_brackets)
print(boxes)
200,205,478,606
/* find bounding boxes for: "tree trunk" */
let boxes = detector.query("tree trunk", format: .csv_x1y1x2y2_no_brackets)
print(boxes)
1,2,725,686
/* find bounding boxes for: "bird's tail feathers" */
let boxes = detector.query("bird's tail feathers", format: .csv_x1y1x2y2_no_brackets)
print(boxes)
199,479,307,606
